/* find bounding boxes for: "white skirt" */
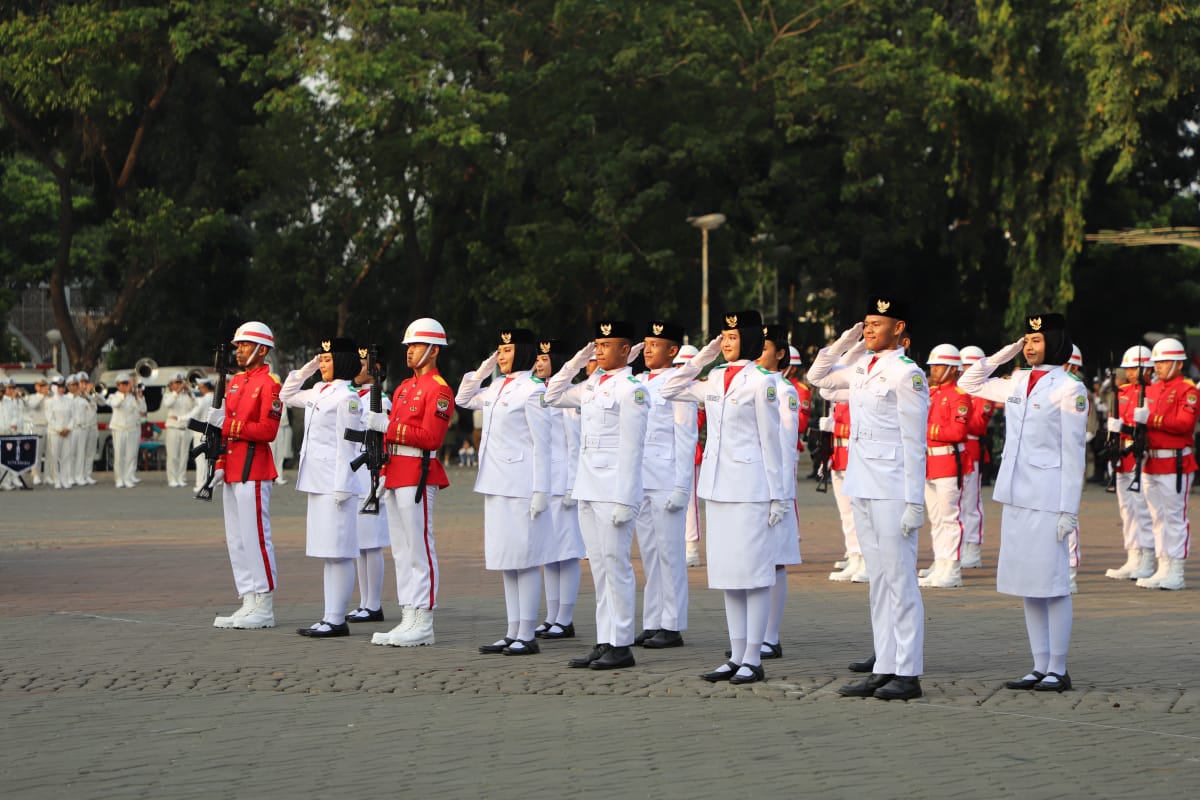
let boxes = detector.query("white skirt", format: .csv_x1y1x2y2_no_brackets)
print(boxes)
997,504,1070,597
775,499,802,566
705,500,778,589
306,493,359,559
484,494,553,570
355,503,390,550
547,495,586,562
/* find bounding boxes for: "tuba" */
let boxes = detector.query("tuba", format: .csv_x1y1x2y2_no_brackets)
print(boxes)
135,357,158,383
186,367,208,388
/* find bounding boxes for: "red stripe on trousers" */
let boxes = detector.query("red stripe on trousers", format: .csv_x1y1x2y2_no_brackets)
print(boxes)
422,487,435,608
256,481,274,591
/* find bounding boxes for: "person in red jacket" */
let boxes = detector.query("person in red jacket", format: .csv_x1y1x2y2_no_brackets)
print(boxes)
211,321,283,630
918,344,973,589
1134,337,1197,591
363,317,456,646
957,345,995,568
786,346,813,443
1103,346,1156,581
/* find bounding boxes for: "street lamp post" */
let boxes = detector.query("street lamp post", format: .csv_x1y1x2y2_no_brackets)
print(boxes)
688,213,726,342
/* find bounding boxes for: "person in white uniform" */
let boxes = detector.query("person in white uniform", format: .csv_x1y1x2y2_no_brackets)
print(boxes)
190,380,215,493
107,373,146,489
458,328,554,655
672,345,705,568
161,372,196,487
44,377,70,488
347,346,392,623
807,295,929,701
272,372,294,485
280,336,366,637
25,378,49,485
532,339,586,640
65,374,88,486
631,320,697,650
75,376,100,485
661,310,786,686
544,320,649,671
1102,346,1156,580
959,313,1087,692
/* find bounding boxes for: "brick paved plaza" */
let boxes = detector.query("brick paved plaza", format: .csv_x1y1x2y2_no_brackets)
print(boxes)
1,469,1197,799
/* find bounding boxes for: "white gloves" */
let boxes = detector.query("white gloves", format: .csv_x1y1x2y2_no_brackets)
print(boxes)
1133,404,1149,425
665,489,689,512
830,323,865,356
626,341,645,365
211,468,225,488
611,504,635,526
1106,417,1122,434
208,407,226,427
841,337,869,363
987,339,1025,366
900,503,924,536
334,491,352,506
561,490,576,509
529,491,549,519
363,410,390,433
818,416,835,433
302,354,322,376
1057,512,1077,541
565,342,596,374
768,499,788,527
694,335,724,368
477,351,499,377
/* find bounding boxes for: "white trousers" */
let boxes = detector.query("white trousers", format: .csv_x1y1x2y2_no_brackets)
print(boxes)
47,430,69,485
1116,472,1156,551
221,480,277,595
165,427,190,485
924,476,964,561
1143,471,1193,560
832,470,859,555
636,489,689,631
851,497,924,677
69,426,86,483
112,427,139,486
383,486,440,610
192,431,208,491
960,468,985,545
31,427,47,480
578,500,637,647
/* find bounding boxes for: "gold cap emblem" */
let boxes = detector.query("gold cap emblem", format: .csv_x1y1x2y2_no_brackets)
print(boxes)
320,340,331,352
1029,316,1043,331
875,299,890,314
652,323,664,336
763,326,769,336
358,347,368,359
600,323,612,336
539,342,551,354
500,331,512,344
725,314,738,328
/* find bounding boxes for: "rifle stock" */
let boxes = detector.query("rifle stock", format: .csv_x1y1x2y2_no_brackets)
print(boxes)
193,343,230,502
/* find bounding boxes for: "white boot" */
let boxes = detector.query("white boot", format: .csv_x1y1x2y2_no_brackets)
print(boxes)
833,554,849,570
233,592,276,629
848,553,869,583
1105,549,1142,580
372,607,411,646
918,560,944,587
390,607,435,646
1136,557,1171,589
1157,558,1186,591
917,560,938,579
213,594,256,628
686,540,701,568
829,552,861,582
1129,548,1157,580
960,542,983,569
926,560,963,588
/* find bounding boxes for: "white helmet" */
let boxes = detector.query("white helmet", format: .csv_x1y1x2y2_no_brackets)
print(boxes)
1151,337,1187,362
672,344,699,366
1120,345,1152,368
959,345,984,364
232,321,275,349
788,345,801,367
402,317,448,347
927,343,962,367
1068,344,1082,367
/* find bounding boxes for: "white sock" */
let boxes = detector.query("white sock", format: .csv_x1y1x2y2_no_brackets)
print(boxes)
502,571,520,639
357,547,384,610
724,589,747,665
323,558,356,624
542,562,560,624
1022,597,1051,674
556,559,580,625
516,567,542,641
764,567,787,645
1046,595,1072,675
741,586,771,668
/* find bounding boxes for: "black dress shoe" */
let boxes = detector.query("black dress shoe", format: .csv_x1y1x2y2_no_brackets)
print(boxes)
1004,670,1046,690
297,621,349,638
874,675,922,700
643,629,684,649
542,622,575,640
589,645,635,670
502,639,540,655
346,607,384,623
1034,672,1072,693
848,654,876,673
568,643,611,668
701,661,741,682
533,620,552,638
479,637,515,654
633,628,660,646
838,673,894,697
760,641,783,659
729,663,766,685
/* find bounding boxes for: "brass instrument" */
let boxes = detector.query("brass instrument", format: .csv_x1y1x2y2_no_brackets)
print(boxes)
135,357,158,382
186,367,208,388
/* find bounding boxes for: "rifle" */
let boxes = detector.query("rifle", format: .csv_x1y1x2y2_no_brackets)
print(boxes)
814,414,834,494
1104,367,1121,493
1128,370,1148,493
188,343,230,501
345,341,389,514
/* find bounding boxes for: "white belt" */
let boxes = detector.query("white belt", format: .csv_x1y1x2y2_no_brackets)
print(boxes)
967,435,981,440
927,445,964,456
833,438,849,447
387,444,425,457
583,434,620,449
1148,447,1192,459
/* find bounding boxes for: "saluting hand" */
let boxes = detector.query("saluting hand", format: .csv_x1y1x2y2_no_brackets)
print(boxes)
565,342,596,373
302,355,322,376
626,341,645,365
477,350,499,377
830,322,865,356
987,339,1025,366
693,335,723,368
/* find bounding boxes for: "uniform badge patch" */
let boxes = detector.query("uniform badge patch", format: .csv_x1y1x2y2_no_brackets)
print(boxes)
633,388,648,405
912,375,925,391
268,398,282,421
1074,395,1087,412
348,398,360,414
788,396,799,411
765,385,777,402
1188,393,1198,406
957,404,969,416
436,397,450,413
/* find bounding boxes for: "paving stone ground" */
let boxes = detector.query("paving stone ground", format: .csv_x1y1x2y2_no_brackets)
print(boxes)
1,468,1198,799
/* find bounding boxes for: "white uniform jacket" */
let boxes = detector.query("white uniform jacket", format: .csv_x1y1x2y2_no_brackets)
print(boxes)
807,347,928,504
544,365,648,508
660,361,785,503
106,391,146,431
25,392,47,429
456,370,551,500
280,375,364,496
45,392,73,433
161,389,196,430
958,364,1087,514
640,368,699,493
777,375,800,500
546,406,577,496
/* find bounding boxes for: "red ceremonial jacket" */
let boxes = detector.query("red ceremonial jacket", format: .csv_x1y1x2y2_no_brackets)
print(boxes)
790,378,812,451
964,394,996,466
831,401,851,472
381,369,455,489
1143,375,1198,475
1113,382,1142,473
926,382,973,480
217,364,281,483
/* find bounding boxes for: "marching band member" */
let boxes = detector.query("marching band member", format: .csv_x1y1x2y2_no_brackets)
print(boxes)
190,379,215,494
161,371,196,488
107,373,146,489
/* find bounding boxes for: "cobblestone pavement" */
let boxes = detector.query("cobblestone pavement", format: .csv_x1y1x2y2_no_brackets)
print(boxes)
2,470,1198,799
